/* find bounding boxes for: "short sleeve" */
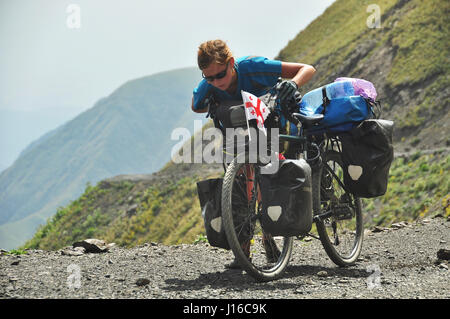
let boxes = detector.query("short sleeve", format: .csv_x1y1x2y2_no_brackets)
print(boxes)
238,57,282,92
192,79,213,110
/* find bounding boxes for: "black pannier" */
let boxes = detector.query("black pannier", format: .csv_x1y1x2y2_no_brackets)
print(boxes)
259,159,313,237
196,178,228,249
339,119,394,198
196,178,253,250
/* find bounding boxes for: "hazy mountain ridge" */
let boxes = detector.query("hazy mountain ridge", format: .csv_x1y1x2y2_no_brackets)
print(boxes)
0,67,202,249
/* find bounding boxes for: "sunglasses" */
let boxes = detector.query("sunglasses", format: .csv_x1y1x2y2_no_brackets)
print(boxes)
202,63,229,82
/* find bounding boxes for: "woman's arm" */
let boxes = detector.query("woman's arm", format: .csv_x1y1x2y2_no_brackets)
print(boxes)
281,62,316,88
191,97,208,113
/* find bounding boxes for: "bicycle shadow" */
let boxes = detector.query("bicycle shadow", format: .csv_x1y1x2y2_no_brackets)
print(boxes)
284,264,369,279
163,263,369,294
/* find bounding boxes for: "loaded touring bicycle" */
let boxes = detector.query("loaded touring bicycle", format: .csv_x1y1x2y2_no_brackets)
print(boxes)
197,78,394,281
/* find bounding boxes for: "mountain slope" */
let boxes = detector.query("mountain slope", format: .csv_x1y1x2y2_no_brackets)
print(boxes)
22,0,450,251
277,0,449,150
0,67,203,250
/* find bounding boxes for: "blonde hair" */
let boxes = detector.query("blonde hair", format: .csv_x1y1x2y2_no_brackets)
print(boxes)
197,39,233,70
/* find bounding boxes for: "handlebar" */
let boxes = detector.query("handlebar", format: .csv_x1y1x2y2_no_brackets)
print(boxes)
204,78,325,129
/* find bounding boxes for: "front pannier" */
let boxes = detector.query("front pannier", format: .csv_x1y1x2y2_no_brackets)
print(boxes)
259,159,313,237
196,178,229,249
339,119,394,198
196,178,253,249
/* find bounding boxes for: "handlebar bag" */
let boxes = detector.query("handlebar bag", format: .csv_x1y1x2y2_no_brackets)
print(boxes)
339,119,394,198
213,94,278,156
259,159,313,237
213,93,274,130
214,100,248,129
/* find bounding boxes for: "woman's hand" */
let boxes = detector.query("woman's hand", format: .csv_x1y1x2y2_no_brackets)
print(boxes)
276,80,298,103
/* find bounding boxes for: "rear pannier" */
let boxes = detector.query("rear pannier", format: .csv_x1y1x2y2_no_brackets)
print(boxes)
339,119,394,198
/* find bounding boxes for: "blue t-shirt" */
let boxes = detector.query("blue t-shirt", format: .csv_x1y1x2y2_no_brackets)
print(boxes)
192,56,282,110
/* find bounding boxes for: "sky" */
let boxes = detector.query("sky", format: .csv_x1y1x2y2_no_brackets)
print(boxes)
0,0,335,170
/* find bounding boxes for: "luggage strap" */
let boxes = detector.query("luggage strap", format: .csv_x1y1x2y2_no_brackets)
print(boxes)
321,87,330,114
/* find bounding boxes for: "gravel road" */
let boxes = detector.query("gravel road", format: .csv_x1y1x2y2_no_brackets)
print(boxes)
1,217,448,300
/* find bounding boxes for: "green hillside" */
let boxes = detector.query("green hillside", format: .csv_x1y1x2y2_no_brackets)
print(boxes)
24,121,224,250
277,0,449,150
22,0,450,250
24,173,208,250
0,67,202,250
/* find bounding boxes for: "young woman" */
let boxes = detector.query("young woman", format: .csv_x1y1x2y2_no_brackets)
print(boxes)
192,39,316,269
191,39,316,113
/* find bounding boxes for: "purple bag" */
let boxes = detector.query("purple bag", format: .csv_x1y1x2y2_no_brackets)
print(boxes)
335,77,377,101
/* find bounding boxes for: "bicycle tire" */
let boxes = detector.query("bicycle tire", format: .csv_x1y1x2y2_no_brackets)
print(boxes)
221,154,293,281
313,150,363,266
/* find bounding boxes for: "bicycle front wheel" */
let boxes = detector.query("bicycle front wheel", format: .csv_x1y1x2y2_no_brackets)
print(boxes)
221,154,293,282
313,150,363,266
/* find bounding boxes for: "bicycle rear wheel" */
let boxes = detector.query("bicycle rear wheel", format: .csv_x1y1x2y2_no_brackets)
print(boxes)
221,154,293,281
313,150,363,266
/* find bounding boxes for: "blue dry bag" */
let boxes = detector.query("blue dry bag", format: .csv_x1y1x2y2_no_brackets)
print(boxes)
298,79,374,133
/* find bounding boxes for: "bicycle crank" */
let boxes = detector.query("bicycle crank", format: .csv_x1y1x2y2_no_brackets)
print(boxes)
313,204,354,222
332,204,355,220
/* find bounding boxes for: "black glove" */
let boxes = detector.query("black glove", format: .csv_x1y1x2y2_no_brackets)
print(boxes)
276,80,298,103
205,94,218,118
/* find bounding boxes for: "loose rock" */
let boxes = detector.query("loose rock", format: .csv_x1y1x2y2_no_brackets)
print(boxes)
72,239,114,253
371,226,389,233
135,278,150,287
61,246,85,256
437,249,450,260
391,221,408,229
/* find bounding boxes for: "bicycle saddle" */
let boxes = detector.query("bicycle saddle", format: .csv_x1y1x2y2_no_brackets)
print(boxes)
292,113,324,127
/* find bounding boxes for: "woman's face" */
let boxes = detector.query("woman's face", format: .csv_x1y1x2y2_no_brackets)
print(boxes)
202,58,234,91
